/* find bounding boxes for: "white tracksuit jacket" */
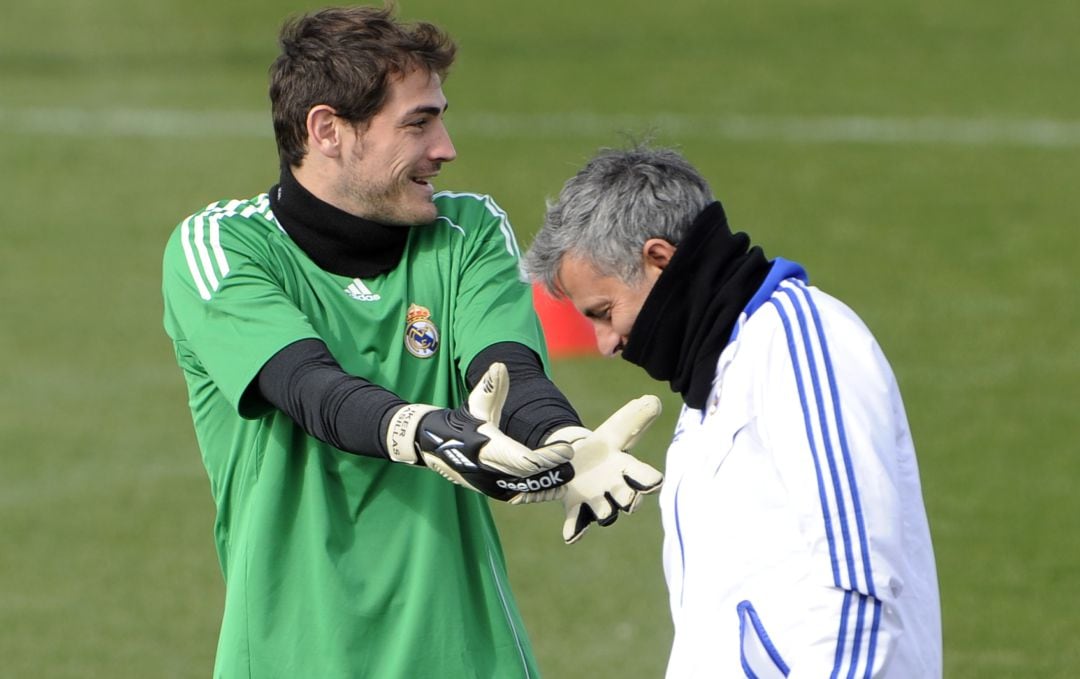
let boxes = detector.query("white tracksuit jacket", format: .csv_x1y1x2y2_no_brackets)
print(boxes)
660,263,941,678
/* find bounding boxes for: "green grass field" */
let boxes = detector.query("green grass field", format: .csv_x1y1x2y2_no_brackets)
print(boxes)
2,0,1078,676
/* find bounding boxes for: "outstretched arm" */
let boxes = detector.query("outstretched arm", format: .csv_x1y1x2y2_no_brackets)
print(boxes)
256,338,574,502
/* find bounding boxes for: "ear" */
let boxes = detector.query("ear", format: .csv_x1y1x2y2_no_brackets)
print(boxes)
306,105,345,159
642,238,677,272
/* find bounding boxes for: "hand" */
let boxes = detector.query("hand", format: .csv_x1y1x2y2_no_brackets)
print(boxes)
385,362,575,501
514,395,664,544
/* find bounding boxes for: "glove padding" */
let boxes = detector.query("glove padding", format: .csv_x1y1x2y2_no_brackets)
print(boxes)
513,395,664,543
385,362,575,502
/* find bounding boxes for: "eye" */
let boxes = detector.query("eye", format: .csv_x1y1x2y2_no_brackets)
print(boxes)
585,306,611,322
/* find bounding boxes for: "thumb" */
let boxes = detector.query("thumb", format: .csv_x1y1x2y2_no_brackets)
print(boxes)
467,362,509,424
593,395,662,450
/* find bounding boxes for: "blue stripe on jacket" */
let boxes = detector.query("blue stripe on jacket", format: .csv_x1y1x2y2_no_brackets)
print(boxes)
768,279,881,677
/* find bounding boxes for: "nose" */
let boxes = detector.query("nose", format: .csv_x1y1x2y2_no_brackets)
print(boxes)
593,324,624,357
432,120,457,163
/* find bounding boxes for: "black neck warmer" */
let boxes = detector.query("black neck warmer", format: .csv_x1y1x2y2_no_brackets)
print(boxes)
622,201,771,409
267,167,409,278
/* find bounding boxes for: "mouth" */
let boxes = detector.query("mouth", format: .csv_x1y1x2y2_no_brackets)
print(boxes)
411,173,437,187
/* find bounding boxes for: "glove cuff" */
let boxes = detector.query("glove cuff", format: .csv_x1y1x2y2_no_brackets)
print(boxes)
544,425,591,445
385,404,441,463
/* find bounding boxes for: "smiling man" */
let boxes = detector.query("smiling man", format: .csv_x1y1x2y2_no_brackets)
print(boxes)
161,7,662,677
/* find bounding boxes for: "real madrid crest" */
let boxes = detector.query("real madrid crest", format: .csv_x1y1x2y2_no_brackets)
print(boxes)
404,303,439,358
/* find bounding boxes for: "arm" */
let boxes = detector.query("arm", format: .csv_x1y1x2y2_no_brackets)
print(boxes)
756,284,930,676
255,338,574,502
162,207,571,503
256,338,405,459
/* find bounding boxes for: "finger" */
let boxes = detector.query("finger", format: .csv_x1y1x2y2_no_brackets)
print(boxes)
563,503,594,544
590,496,615,524
508,485,565,505
597,495,621,527
623,461,664,494
467,362,509,424
607,482,638,512
593,395,662,450
527,441,575,468
476,426,574,475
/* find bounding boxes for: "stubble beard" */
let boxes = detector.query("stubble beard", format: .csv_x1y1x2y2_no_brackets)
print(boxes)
337,171,436,227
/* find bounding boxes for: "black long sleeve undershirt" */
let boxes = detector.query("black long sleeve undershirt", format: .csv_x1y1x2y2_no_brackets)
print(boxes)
466,343,583,446
255,339,582,459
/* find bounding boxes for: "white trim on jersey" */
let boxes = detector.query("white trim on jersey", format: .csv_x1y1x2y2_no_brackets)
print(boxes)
180,219,213,301
193,214,221,290
178,195,272,301
434,215,466,237
487,547,533,679
436,191,520,258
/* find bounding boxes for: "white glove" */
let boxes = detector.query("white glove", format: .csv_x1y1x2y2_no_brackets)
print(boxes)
384,362,575,502
513,395,664,543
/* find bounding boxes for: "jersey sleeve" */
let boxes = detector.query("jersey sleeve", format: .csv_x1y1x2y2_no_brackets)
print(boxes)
448,195,548,374
162,210,321,416
754,283,914,677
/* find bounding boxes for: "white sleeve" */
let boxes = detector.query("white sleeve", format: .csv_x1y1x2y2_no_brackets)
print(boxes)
755,282,913,678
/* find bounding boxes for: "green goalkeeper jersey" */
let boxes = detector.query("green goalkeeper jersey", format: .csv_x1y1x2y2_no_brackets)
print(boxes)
162,190,547,678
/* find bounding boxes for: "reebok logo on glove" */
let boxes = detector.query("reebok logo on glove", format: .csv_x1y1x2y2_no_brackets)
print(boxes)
496,470,565,492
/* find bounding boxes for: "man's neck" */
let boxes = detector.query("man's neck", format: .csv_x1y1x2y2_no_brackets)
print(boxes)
291,161,353,216
268,165,409,279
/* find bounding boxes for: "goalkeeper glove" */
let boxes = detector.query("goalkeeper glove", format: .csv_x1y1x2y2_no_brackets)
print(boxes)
385,362,575,502
513,395,664,544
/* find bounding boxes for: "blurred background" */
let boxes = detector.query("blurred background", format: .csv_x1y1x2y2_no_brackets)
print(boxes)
2,0,1078,676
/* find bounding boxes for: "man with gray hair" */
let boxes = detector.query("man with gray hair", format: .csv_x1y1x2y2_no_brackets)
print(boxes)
525,145,942,678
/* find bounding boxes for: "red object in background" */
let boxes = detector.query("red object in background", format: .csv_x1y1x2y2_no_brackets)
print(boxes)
531,283,597,357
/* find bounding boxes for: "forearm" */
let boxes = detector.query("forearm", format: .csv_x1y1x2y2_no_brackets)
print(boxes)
465,342,582,448
256,338,407,458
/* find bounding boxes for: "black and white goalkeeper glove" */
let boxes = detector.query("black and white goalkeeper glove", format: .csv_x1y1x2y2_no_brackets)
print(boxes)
513,395,664,544
384,362,575,502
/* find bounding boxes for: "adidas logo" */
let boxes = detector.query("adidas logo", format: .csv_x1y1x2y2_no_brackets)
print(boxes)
345,279,381,301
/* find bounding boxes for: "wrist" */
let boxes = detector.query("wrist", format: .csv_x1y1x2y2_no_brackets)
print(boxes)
385,403,440,463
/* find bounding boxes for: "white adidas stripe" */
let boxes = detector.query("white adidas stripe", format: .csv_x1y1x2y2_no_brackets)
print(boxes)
178,199,264,300
209,214,230,279
3,106,1079,148
192,214,220,291
180,218,213,301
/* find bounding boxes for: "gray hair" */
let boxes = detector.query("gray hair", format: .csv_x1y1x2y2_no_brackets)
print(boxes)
524,144,714,295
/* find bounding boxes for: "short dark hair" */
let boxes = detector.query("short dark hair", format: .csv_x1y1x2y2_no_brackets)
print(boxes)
269,5,457,167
